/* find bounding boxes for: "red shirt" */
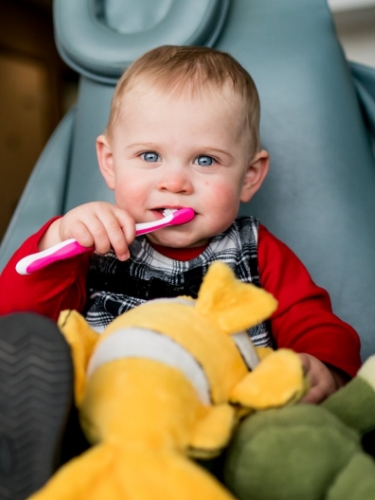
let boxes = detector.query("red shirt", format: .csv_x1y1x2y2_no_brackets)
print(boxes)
0,218,361,378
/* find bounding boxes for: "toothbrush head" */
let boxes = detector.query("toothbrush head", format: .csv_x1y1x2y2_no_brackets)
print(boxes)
134,207,195,236
167,207,195,226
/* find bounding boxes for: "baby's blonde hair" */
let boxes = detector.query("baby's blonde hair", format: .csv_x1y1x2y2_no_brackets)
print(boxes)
107,45,261,157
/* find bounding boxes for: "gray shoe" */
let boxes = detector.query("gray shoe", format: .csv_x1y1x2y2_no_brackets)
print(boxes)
0,313,74,500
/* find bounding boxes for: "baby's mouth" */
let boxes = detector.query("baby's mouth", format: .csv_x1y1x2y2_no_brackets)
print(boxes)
153,208,180,217
152,207,197,220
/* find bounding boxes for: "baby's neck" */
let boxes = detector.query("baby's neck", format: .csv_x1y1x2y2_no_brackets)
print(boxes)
149,242,209,261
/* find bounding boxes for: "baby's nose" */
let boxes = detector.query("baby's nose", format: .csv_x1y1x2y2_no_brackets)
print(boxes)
157,168,193,194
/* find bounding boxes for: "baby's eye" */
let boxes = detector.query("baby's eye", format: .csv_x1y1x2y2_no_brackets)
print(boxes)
195,155,214,167
141,152,160,162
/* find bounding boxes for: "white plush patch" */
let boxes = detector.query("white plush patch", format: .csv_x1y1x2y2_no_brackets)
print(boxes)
232,331,259,370
87,327,211,405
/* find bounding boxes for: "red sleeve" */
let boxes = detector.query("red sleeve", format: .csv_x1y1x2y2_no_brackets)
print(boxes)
258,224,361,378
0,218,92,321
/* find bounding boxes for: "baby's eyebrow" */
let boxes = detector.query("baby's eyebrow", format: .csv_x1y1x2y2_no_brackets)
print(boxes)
203,148,233,158
126,142,160,150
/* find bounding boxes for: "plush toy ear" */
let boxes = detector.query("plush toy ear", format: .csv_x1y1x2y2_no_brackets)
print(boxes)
58,310,100,406
195,262,278,335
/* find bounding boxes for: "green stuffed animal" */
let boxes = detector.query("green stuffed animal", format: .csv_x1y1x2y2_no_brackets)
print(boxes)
224,356,375,500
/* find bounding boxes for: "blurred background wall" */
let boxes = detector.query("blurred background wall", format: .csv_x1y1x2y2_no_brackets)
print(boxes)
0,0,374,242
329,0,375,67
0,0,77,240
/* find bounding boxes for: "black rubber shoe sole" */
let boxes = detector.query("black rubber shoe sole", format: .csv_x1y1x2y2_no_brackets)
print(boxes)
0,313,74,500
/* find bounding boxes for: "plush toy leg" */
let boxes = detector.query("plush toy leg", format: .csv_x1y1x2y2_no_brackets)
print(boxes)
189,404,237,459
28,443,117,500
230,349,308,409
29,443,237,500
113,447,238,500
326,453,375,500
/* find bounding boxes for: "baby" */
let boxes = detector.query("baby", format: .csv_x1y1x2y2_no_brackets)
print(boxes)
0,45,361,406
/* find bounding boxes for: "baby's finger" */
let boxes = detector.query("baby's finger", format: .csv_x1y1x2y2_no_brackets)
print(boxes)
69,221,96,249
300,383,328,404
113,208,136,244
97,210,133,260
80,216,112,255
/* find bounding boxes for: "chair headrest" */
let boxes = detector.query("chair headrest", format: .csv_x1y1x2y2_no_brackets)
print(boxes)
53,0,230,84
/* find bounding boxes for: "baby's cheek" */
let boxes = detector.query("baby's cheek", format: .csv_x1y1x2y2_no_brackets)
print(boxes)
204,182,239,211
116,181,148,208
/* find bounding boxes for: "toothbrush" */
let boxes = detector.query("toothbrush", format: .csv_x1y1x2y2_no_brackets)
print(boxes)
16,207,195,275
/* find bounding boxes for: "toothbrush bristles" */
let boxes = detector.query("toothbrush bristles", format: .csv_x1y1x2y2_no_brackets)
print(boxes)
162,209,178,216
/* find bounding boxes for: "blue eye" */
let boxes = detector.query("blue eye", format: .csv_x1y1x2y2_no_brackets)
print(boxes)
141,152,160,162
196,155,214,167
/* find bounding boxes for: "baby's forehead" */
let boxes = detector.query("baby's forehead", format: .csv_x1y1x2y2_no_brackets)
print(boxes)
108,75,252,148
122,80,246,122
120,78,246,119
125,65,241,96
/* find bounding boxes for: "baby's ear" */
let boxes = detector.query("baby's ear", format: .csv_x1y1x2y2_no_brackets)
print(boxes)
240,149,269,203
58,310,100,406
96,134,115,190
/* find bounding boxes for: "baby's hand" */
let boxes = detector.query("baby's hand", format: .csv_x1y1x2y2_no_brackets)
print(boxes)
39,202,136,261
298,353,347,404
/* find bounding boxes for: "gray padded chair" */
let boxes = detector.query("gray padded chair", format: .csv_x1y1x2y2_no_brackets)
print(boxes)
1,0,375,361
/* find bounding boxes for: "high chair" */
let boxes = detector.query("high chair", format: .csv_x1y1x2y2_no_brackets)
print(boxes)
1,0,375,361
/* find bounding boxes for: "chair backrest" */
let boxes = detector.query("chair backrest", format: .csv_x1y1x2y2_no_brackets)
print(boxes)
2,0,375,360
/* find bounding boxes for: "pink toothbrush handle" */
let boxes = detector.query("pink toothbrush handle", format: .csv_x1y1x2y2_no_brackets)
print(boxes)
16,208,195,275
15,239,91,275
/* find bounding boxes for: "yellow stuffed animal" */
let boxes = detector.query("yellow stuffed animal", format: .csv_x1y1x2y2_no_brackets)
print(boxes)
29,262,308,500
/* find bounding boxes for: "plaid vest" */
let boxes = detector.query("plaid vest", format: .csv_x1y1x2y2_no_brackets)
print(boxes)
85,216,273,347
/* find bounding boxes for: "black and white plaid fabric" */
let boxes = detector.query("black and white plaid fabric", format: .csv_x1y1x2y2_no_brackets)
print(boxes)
84,216,273,346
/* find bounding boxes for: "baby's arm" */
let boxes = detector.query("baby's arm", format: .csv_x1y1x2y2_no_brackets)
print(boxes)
0,202,136,319
40,202,136,261
298,353,347,404
258,225,361,403
0,218,90,319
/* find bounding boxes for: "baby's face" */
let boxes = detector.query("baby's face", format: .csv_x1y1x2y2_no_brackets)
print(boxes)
101,85,256,248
